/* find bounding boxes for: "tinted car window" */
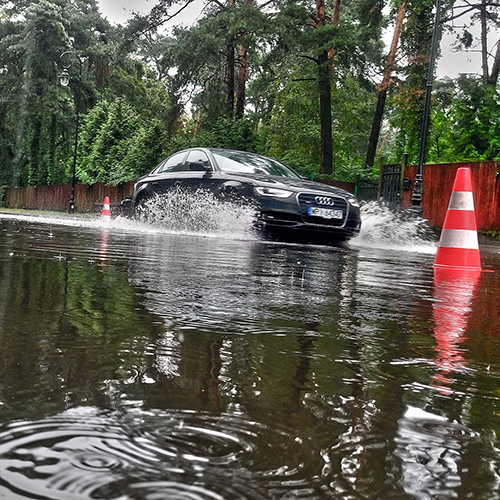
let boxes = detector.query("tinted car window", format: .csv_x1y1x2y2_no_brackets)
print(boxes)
185,151,211,171
212,150,301,178
157,152,186,173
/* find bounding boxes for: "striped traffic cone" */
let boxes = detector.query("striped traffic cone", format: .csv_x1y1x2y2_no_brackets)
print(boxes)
434,167,481,270
101,196,111,220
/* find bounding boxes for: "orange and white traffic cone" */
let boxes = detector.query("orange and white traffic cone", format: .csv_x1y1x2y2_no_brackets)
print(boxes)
101,196,111,221
433,167,481,270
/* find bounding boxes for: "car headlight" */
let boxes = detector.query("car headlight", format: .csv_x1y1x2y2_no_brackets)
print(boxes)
348,197,360,208
255,186,294,198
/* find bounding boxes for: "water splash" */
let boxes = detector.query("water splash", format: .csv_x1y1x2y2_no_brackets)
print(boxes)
136,188,257,238
0,187,258,241
0,197,439,252
351,201,438,253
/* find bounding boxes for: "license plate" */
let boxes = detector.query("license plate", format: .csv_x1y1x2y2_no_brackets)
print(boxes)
308,207,343,219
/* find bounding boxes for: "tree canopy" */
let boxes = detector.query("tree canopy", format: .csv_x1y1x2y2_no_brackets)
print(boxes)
0,0,499,190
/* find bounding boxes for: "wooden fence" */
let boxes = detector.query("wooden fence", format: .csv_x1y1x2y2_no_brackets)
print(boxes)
3,161,500,230
3,182,135,214
401,161,500,231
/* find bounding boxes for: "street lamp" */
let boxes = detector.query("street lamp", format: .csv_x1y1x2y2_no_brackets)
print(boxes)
59,51,82,213
411,0,442,215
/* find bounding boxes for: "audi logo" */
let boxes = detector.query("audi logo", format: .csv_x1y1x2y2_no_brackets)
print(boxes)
314,196,335,206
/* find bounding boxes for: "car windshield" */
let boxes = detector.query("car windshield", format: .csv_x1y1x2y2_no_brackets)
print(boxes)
212,150,301,178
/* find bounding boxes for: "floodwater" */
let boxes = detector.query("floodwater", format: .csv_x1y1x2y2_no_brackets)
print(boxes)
0,202,499,500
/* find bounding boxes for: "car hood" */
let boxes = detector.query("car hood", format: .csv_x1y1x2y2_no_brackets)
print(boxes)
226,173,354,198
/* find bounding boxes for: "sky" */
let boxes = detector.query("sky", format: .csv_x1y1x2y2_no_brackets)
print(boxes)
98,0,205,27
98,0,155,24
97,0,481,79
437,32,482,79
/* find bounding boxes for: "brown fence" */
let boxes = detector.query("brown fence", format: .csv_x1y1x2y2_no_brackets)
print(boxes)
402,161,500,231
3,182,135,213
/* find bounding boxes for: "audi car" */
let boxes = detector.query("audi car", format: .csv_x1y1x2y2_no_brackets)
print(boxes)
122,148,361,243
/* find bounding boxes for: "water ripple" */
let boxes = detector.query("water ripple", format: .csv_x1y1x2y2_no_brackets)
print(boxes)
0,406,329,499
394,406,478,500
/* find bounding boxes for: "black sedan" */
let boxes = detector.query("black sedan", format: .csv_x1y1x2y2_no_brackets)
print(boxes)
122,148,361,243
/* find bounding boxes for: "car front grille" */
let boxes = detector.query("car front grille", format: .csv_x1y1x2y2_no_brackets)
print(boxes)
298,193,348,227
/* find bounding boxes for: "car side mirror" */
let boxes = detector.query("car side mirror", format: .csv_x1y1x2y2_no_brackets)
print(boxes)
189,161,211,172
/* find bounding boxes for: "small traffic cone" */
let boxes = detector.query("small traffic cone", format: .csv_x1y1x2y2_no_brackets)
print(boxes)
434,167,481,270
101,196,111,220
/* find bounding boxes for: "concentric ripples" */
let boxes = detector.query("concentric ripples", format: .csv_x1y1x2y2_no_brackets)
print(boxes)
0,406,329,499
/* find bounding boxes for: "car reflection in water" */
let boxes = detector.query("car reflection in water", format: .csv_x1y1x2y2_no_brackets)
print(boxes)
121,148,361,244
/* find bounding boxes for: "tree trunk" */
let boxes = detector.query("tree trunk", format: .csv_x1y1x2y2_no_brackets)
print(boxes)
365,1,406,169
235,0,252,120
28,116,42,186
480,0,489,83
235,43,248,119
314,0,333,175
47,113,57,184
488,35,500,85
193,109,202,136
225,40,235,118
318,50,333,175
328,0,341,69
223,0,236,118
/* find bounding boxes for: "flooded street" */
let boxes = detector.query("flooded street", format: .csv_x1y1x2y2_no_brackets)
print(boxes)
0,206,500,499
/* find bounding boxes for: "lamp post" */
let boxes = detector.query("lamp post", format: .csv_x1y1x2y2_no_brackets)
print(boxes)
411,0,442,214
59,51,82,213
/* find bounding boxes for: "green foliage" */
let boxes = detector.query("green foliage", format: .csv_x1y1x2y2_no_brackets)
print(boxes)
446,77,500,160
208,118,260,152
265,69,375,181
393,0,442,163
11,0,71,186
77,97,169,185
264,73,321,177
160,117,260,160
418,76,500,163
330,75,377,179
2,0,500,193
0,0,113,186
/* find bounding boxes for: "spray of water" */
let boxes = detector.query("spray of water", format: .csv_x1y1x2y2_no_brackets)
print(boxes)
136,188,257,238
0,195,439,252
351,201,438,253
